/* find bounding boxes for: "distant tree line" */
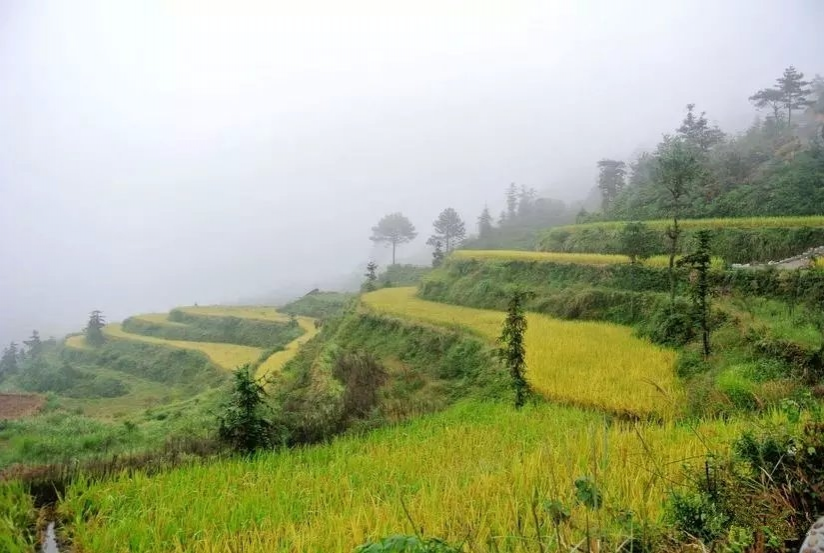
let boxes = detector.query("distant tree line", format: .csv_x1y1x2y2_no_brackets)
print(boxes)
590,65,824,222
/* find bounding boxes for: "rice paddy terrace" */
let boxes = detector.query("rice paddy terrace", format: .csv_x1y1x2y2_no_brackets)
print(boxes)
54,275,803,553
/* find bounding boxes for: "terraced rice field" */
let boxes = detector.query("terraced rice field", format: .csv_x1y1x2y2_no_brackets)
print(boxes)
176,305,289,322
256,317,318,380
453,249,725,269
363,287,680,419
60,400,763,553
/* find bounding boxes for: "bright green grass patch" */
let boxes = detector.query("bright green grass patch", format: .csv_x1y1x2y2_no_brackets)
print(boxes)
59,400,766,553
363,288,680,419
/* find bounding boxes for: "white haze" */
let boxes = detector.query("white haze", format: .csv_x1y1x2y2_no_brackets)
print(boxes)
1,0,822,342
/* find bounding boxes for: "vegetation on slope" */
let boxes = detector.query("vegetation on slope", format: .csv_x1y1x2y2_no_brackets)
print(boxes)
363,287,679,419
59,400,762,553
539,216,824,263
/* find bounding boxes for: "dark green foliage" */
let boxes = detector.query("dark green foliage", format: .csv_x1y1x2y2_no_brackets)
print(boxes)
66,339,224,389
677,230,713,356
639,301,695,347
218,364,273,454
22,330,42,359
280,291,353,319
17,360,128,398
574,476,602,510
85,310,106,346
380,264,431,287
540,222,824,264
356,535,461,553
370,213,417,265
364,261,379,292
0,342,20,376
125,310,303,349
619,221,657,263
668,421,824,550
499,291,531,409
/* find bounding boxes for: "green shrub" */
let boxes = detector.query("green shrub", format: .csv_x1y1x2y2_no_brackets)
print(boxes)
716,371,759,410
0,481,36,553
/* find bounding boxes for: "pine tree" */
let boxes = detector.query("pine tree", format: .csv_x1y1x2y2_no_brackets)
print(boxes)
505,183,518,221
431,240,445,268
0,342,19,376
363,261,378,292
517,185,537,217
85,310,106,346
677,104,724,151
427,207,466,253
498,291,531,409
369,213,417,265
596,159,627,211
477,206,494,238
677,230,713,358
749,88,785,124
218,364,272,454
23,330,42,359
776,66,813,125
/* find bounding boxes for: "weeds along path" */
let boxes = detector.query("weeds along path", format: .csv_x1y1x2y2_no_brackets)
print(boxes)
362,287,681,420
256,317,318,380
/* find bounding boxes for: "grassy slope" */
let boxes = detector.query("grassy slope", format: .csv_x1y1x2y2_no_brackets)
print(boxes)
256,317,318,380
363,287,679,419
453,249,727,269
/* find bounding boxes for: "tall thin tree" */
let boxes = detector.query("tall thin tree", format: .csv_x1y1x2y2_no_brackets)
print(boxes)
498,290,531,409
369,213,417,265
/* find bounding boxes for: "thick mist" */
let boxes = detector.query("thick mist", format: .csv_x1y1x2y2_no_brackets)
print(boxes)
1,0,822,343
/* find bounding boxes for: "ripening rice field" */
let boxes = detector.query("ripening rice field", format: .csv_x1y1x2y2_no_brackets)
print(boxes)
176,305,289,322
64,324,264,371
256,316,319,379
60,400,762,553
452,249,725,269
362,288,680,419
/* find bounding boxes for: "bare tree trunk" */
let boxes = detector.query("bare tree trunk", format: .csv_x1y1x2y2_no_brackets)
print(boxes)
392,241,396,265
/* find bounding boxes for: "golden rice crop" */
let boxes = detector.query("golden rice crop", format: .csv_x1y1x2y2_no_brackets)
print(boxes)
256,316,319,380
60,400,765,553
551,215,824,233
362,288,680,419
177,305,288,322
102,323,263,371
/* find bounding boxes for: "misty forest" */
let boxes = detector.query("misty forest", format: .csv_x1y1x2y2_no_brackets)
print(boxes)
2,2,824,552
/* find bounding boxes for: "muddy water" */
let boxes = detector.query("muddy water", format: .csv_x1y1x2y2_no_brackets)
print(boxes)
40,522,59,553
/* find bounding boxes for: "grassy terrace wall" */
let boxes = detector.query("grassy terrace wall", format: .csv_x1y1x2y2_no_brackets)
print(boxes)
424,254,824,311
121,311,302,349
538,216,824,263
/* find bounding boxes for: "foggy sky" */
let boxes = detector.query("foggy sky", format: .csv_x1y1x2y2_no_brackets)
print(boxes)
1,0,822,343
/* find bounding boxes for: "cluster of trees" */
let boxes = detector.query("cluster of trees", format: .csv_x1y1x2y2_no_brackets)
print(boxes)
592,65,824,221
369,207,468,268
0,331,45,377
0,311,106,381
